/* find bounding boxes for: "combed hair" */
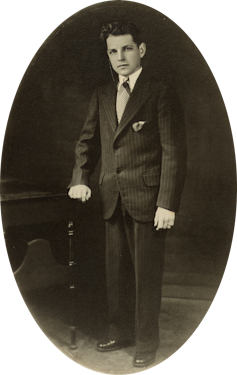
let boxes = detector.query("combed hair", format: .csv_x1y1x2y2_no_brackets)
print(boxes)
100,21,142,46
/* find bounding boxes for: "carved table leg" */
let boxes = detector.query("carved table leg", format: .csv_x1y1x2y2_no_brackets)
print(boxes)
68,219,77,349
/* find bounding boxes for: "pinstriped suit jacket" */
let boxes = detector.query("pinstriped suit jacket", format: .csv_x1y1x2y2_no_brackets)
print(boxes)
69,70,187,222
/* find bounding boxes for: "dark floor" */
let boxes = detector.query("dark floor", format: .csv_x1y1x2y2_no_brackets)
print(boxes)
9,235,228,375
21,284,211,374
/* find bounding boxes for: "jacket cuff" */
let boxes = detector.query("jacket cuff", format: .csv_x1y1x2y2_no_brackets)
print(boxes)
67,169,90,189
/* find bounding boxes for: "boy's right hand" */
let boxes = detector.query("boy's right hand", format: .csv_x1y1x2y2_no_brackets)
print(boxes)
68,185,91,203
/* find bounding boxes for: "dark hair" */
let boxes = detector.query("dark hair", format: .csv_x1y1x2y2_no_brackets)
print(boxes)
100,21,142,47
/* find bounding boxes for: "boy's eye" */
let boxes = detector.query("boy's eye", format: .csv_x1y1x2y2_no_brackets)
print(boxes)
125,47,132,51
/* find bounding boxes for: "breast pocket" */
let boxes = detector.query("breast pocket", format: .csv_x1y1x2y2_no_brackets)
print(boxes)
143,171,160,186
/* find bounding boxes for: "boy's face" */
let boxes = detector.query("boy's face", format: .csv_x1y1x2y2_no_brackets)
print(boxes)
106,34,146,77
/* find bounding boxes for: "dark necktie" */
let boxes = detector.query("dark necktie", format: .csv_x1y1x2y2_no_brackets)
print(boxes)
116,79,131,123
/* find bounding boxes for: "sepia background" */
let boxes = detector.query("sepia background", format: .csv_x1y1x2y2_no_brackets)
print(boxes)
1,1,236,375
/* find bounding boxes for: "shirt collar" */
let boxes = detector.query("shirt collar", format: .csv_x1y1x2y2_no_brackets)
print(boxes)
117,67,143,92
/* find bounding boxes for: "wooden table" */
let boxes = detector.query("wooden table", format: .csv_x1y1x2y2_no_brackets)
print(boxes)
1,178,80,349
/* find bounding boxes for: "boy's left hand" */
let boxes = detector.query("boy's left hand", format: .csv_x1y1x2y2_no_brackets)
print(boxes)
154,207,175,230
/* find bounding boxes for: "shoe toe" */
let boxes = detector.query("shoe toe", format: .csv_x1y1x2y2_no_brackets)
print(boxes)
133,351,156,368
97,340,121,352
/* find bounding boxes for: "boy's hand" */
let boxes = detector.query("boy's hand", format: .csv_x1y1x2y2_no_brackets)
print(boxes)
154,207,175,230
68,185,91,203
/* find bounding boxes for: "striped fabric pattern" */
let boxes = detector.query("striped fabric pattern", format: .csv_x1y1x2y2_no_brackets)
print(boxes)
105,201,166,352
68,70,187,354
69,70,187,222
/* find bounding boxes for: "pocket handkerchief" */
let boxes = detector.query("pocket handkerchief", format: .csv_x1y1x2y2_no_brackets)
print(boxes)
132,121,146,132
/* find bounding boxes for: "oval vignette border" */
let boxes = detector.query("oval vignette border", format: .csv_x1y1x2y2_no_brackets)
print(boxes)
0,2,236,370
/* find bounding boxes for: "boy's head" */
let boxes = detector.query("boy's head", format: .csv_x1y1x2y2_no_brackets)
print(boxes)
100,22,146,78
100,22,142,47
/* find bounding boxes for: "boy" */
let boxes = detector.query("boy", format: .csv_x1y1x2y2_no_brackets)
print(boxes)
69,21,186,367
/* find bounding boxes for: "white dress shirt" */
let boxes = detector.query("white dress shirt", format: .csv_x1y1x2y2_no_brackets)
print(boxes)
117,67,143,93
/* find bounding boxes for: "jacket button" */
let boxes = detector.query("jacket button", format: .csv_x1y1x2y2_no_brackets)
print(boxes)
116,168,121,174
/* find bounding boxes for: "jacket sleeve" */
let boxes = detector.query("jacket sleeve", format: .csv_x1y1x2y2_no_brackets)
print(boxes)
68,88,101,188
156,85,187,212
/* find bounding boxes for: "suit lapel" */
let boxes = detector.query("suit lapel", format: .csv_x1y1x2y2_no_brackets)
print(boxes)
114,71,154,141
101,81,118,133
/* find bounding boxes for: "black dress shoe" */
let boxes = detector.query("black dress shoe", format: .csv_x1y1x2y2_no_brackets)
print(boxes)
133,351,156,368
97,340,122,352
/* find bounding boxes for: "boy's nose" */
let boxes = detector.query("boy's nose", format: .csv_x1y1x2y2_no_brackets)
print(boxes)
118,50,124,60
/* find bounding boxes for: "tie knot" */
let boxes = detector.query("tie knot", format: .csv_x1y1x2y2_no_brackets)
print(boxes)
122,79,130,94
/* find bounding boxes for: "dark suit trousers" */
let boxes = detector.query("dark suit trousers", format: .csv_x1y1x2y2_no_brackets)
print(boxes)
105,197,166,353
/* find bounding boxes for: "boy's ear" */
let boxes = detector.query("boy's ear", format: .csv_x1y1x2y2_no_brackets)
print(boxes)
139,43,146,58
